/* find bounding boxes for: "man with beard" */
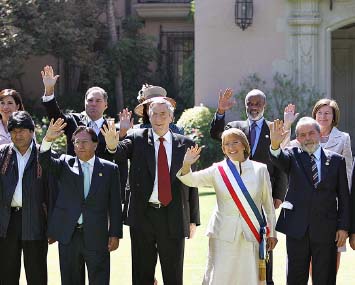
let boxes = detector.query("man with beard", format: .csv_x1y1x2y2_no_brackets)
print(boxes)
210,88,287,284
269,117,349,285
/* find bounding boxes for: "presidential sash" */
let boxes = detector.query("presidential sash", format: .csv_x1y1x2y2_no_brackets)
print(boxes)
217,159,268,260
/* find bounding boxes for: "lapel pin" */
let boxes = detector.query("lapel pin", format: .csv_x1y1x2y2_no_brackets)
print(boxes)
99,173,103,176
265,135,269,138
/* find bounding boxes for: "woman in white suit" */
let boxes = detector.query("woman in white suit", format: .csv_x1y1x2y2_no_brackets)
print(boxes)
177,128,277,285
284,99,353,272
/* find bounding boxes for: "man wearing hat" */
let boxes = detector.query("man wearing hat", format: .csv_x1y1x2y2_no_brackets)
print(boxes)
134,84,184,135
210,88,288,285
0,111,49,285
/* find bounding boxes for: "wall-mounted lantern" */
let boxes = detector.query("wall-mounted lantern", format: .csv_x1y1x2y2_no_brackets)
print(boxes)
235,0,253,31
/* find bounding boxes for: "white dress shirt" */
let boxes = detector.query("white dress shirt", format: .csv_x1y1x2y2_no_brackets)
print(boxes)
149,131,172,203
11,142,34,207
248,117,264,156
87,118,105,135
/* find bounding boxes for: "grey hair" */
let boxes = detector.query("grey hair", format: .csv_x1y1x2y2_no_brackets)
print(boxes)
244,89,266,106
85,86,108,102
148,98,174,118
295,117,321,136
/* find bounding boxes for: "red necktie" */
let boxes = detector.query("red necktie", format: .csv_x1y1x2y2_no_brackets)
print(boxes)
158,137,172,205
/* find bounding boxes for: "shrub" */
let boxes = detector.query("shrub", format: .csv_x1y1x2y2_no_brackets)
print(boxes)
177,106,224,169
34,116,67,154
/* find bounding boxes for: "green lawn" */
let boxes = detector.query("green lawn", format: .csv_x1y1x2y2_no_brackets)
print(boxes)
21,187,355,284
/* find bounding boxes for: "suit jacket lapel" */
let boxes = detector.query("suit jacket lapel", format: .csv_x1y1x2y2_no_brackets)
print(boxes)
170,132,185,183
5,148,18,202
74,158,85,201
324,127,340,149
319,149,329,186
297,150,314,189
24,143,36,173
80,113,90,126
86,157,103,199
146,129,156,179
253,120,270,158
241,120,250,141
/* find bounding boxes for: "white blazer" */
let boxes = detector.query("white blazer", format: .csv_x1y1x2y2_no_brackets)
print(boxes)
177,159,276,243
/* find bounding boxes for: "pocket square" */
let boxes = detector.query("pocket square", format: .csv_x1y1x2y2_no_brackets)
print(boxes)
281,201,293,210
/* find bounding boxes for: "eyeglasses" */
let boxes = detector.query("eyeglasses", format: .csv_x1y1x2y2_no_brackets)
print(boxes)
223,141,243,148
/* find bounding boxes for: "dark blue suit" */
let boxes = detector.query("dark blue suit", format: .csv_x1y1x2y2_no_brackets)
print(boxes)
271,146,350,285
39,150,122,285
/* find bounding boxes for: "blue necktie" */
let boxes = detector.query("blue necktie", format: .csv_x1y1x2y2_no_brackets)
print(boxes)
78,162,91,224
250,121,257,150
82,162,91,198
310,154,319,189
89,121,99,135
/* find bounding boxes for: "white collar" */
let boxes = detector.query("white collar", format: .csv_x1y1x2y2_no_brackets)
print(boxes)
248,117,264,128
74,155,96,168
152,130,172,144
12,141,34,157
311,146,322,161
88,117,105,128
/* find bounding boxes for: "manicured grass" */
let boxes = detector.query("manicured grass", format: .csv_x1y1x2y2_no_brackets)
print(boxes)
21,186,355,284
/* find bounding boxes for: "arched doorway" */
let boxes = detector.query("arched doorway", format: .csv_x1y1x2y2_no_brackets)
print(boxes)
332,23,355,150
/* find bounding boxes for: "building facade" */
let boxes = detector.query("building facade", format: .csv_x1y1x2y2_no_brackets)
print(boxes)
196,0,355,147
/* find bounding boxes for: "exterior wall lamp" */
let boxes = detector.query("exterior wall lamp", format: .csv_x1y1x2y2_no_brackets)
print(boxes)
235,0,253,30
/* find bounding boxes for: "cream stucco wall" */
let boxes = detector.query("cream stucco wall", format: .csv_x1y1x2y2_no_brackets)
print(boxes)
195,0,290,109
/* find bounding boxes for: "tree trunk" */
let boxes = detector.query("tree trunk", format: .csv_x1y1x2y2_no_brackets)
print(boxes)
106,0,124,113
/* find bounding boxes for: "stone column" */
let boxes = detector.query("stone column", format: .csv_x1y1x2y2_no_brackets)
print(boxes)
288,0,321,88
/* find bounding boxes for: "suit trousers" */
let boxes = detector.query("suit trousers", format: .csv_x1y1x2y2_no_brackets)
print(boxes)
0,209,48,285
266,250,274,285
130,206,185,285
286,232,337,285
58,228,110,285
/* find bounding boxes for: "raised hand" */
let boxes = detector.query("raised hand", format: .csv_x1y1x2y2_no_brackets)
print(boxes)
101,120,119,151
270,119,289,150
41,65,60,96
184,145,202,166
44,118,67,142
118,108,134,138
217,88,236,115
284,104,299,130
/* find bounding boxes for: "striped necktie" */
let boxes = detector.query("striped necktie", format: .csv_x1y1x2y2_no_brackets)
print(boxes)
310,154,319,188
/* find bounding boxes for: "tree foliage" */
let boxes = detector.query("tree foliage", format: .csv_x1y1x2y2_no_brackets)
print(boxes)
0,0,157,116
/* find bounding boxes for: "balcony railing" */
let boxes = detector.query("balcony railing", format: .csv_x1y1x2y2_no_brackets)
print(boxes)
137,0,191,3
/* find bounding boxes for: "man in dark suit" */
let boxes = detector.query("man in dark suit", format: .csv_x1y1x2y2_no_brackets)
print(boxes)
209,88,287,284
39,121,122,285
0,111,49,285
102,97,200,285
270,117,349,285
40,65,127,201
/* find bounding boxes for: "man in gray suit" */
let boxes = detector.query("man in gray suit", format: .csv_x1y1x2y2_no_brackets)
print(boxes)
39,119,122,285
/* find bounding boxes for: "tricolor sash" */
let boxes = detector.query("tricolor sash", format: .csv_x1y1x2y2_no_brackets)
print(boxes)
217,159,268,260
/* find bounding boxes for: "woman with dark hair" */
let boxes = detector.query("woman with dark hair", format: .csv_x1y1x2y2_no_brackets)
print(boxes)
177,128,277,285
0,89,25,144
